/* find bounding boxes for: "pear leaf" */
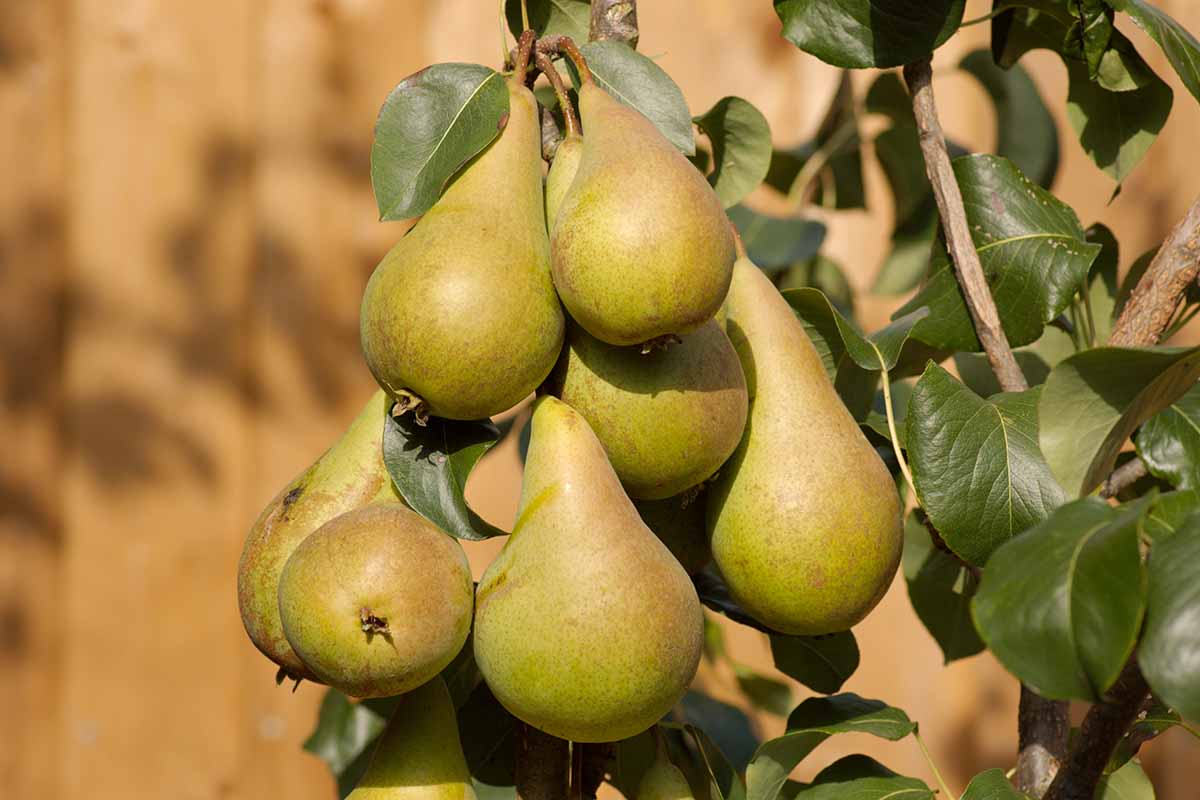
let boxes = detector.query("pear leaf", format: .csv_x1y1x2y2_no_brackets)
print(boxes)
773,0,966,68
1107,0,1200,103
1138,512,1200,722
770,631,860,695
695,96,773,208
372,64,510,221
961,768,1031,799
503,0,590,42
1135,383,1200,490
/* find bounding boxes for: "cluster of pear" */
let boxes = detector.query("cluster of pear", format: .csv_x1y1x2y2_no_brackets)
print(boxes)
237,34,902,798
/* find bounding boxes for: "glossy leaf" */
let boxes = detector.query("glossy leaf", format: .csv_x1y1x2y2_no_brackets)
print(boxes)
1108,698,1183,773
770,631,861,694
1096,759,1156,800
1135,383,1200,490
677,692,759,774
458,682,519,791
303,690,390,780
503,0,590,42
902,510,985,662
1086,223,1121,345
961,768,1030,800
382,412,508,540
745,695,915,800
960,49,1059,188
1108,0,1200,103
972,497,1150,701
684,723,749,800
372,64,509,221
572,41,695,155
952,327,1076,399
1039,345,1200,496
785,288,929,373
790,755,933,799
773,0,966,69
728,205,826,272
1065,0,1116,78
907,365,1068,566
1143,490,1200,541
695,96,773,208
779,255,855,318
896,155,1100,352
1138,513,1200,722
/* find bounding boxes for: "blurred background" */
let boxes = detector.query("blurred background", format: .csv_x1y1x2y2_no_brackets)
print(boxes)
3,1,1200,798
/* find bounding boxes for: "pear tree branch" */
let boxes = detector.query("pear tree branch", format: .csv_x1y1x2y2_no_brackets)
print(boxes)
589,0,638,46
903,56,1065,797
516,724,570,800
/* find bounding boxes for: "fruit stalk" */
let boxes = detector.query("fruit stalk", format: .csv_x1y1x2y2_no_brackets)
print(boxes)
513,29,536,84
534,50,580,138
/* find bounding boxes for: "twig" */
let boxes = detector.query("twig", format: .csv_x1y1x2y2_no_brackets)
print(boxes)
1044,661,1151,800
902,58,1028,394
580,743,613,799
589,0,638,46
1100,459,1149,499
516,724,570,800
1109,195,1200,347
903,55,1061,795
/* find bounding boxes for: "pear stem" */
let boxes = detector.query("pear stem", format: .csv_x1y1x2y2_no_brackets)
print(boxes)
554,36,593,85
512,29,537,84
534,50,580,138
879,367,913,491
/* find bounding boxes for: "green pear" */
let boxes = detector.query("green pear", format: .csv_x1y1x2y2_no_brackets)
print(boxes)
707,255,903,635
551,320,747,499
360,75,564,421
545,133,582,229
277,503,473,698
636,756,694,800
473,397,703,742
238,390,398,681
347,676,477,800
635,491,711,575
551,82,734,346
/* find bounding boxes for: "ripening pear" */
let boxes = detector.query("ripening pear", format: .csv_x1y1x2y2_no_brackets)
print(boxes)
707,253,903,635
551,81,734,346
636,756,695,800
360,74,564,421
552,320,747,499
635,492,711,575
346,676,477,800
238,390,398,681
473,397,704,742
545,133,582,229
278,503,473,698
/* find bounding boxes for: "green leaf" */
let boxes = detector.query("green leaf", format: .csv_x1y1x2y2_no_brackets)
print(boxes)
1135,383,1200,490
790,755,933,799
571,41,695,155
677,692,760,773
303,691,390,779
863,380,913,449
1144,489,1200,541
896,155,1101,352
382,412,508,540
503,0,590,42
1086,222,1121,344
685,724,749,800
734,666,794,717
779,255,855,318
1097,758,1156,800
972,497,1150,701
907,365,1068,566
1138,513,1200,722
784,288,929,372
1065,0,1116,78
372,64,509,221
1039,345,1200,496
695,97,773,208
1108,698,1182,773
1108,0,1200,103
770,631,861,694
745,695,915,800
960,49,1059,188
961,768,1030,800
728,205,826,272
773,0,966,69
458,682,520,790
1065,55,1172,184
952,326,1076,399
902,510,985,662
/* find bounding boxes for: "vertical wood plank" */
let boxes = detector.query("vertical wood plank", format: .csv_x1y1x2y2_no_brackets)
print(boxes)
59,1,258,797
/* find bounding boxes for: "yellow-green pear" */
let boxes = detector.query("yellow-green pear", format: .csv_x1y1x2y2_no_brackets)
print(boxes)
278,503,473,698
238,390,398,681
551,81,734,346
635,492,712,575
473,397,704,742
347,676,477,800
637,756,695,800
551,320,747,499
707,254,903,635
360,75,564,421
545,133,582,229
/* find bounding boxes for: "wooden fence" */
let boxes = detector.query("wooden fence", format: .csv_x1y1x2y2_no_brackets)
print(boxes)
2,1,1199,798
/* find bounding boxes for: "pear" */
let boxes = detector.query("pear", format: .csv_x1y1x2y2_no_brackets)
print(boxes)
635,492,711,575
637,756,695,800
238,390,398,681
360,75,564,421
473,397,703,742
552,319,746,499
277,503,473,698
551,82,735,346
545,133,582,229
707,254,903,635
347,676,477,800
